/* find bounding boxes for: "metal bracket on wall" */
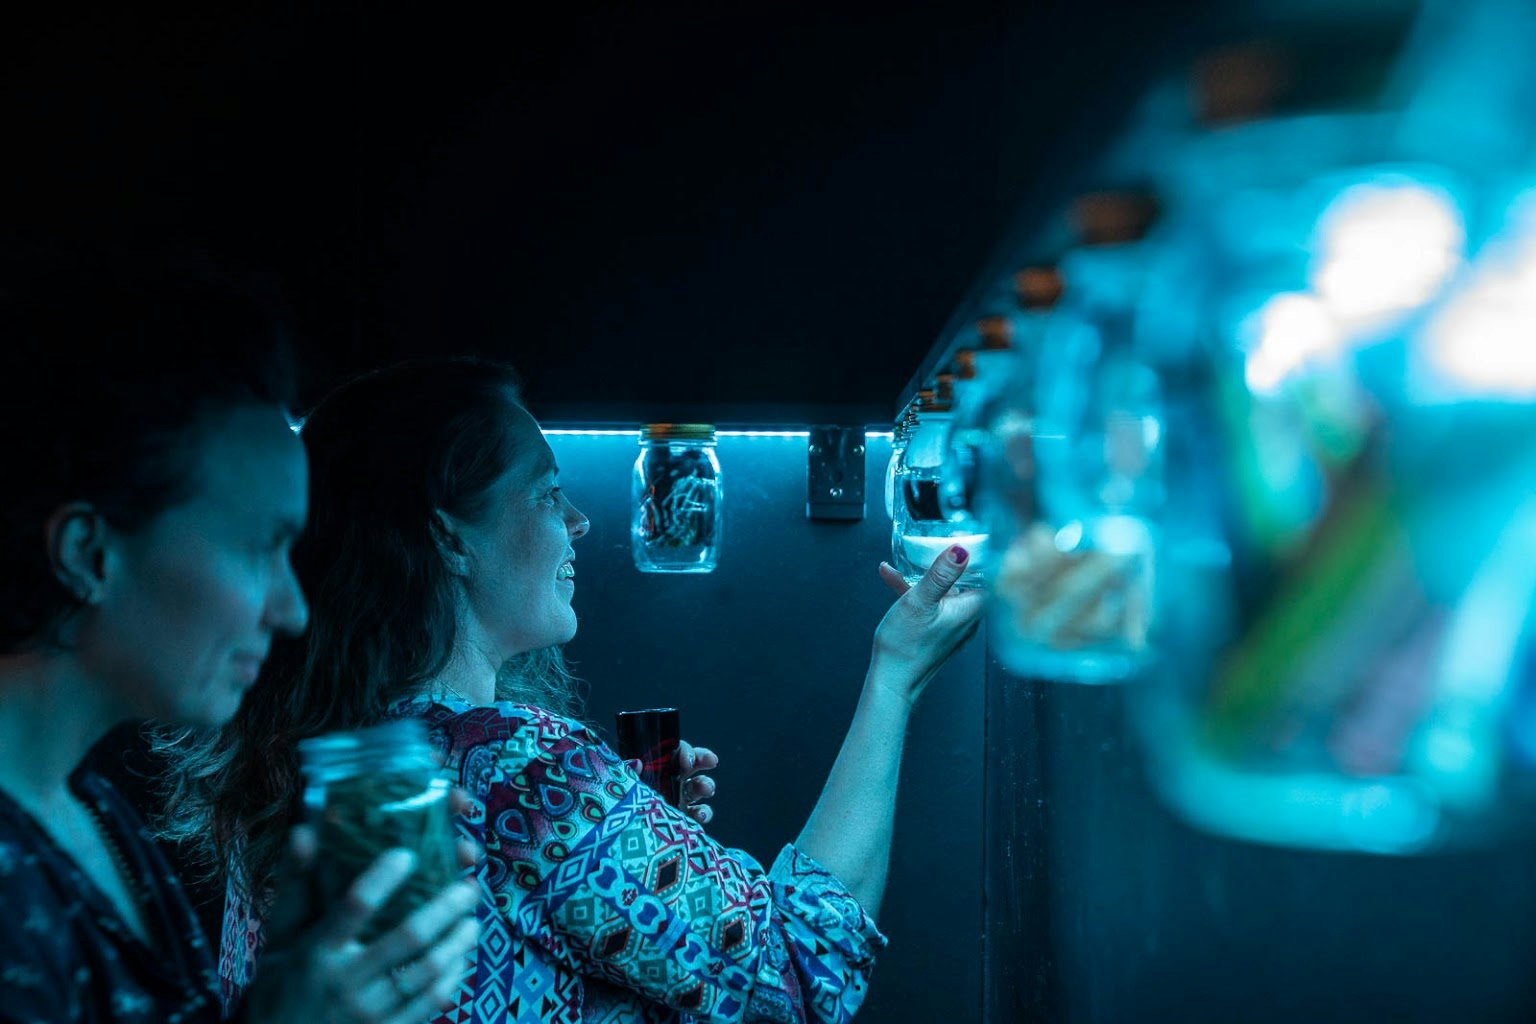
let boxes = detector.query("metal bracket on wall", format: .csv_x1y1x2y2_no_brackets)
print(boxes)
806,425,866,521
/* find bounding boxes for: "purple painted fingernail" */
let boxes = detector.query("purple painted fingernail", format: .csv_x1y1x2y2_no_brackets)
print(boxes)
950,545,968,565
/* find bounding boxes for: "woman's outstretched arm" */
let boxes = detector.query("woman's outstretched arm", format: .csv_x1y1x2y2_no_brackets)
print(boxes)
794,546,983,918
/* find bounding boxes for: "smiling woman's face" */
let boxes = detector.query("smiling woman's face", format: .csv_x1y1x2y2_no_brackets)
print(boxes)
454,404,590,661
78,404,310,728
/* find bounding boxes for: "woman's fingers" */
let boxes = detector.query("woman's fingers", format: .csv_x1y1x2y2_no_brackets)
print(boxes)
448,788,486,869
677,741,719,824
878,561,911,596
381,917,479,1024
677,740,720,777
455,835,483,871
312,848,418,948
907,545,968,609
683,774,717,803
869,547,986,699
262,825,322,949
362,878,479,972
346,974,409,1022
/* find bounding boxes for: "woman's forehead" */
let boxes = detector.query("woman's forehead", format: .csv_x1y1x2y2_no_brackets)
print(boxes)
504,406,557,478
191,406,308,521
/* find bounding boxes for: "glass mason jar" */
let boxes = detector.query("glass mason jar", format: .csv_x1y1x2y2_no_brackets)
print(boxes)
892,393,987,590
633,423,721,573
981,203,1165,683
1132,99,1525,855
883,406,917,522
945,272,1063,533
939,348,985,525
297,718,459,942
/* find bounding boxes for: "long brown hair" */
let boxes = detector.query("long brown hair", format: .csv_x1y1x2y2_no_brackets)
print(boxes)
159,357,582,897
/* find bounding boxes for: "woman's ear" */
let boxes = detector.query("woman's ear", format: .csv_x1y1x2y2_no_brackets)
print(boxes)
45,502,110,606
432,509,472,578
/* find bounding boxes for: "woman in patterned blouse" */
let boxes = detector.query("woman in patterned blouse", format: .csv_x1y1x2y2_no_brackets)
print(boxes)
0,264,480,1024
173,356,983,1023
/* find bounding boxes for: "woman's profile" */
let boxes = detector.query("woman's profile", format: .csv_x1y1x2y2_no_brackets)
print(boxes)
174,356,982,1022
0,264,479,1023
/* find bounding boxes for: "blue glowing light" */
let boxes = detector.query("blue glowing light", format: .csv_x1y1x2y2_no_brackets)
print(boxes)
1419,189,1536,400
1309,178,1464,329
543,428,895,440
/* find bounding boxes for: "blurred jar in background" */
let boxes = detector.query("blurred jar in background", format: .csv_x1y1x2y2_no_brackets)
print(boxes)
1131,0,1536,855
981,194,1166,684
942,308,1032,528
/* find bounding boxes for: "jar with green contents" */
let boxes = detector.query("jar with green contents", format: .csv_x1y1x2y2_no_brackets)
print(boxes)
298,718,460,942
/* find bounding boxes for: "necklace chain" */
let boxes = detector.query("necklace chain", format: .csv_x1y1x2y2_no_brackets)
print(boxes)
79,794,152,937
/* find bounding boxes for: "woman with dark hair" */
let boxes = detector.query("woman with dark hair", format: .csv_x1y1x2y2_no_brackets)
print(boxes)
177,357,982,1023
0,266,479,1023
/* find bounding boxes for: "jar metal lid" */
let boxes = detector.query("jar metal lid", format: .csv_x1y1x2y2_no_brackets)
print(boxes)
640,423,717,443
298,718,436,779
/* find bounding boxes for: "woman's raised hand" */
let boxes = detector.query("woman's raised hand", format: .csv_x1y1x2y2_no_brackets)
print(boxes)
244,793,482,1024
869,545,985,705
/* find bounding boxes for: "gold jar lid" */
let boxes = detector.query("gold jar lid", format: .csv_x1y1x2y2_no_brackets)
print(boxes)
1014,265,1065,310
640,423,717,443
977,316,1013,350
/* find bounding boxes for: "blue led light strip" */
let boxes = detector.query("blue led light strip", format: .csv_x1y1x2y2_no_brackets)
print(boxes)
543,428,894,440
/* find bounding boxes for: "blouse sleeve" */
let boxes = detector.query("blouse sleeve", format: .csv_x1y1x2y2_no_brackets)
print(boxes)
455,705,887,1024
217,862,263,1016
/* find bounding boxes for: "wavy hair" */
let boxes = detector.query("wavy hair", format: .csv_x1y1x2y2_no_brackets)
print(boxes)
159,357,582,896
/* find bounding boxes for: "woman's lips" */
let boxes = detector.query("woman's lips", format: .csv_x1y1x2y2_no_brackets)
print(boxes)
232,652,264,684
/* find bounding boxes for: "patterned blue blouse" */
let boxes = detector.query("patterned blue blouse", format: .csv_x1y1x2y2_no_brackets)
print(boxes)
222,698,888,1023
0,771,222,1023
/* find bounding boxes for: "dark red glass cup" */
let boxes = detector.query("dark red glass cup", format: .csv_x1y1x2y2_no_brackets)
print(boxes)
614,707,681,807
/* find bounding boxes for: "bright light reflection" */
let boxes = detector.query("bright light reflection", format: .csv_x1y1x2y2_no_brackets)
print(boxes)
718,430,810,438
1422,195,1536,399
1310,181,1464,328
1243,292,1343,395
544,429,897,439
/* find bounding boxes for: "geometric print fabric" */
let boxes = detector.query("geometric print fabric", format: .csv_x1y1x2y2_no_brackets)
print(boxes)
222,697,887,1024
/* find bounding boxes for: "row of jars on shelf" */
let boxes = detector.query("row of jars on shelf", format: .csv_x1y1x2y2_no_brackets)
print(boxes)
886,0,1536,854
888,195,1167,687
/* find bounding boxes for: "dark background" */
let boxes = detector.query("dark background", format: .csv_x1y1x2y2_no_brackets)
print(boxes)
4,0,1210,424
554,434,987,1024
44,4,1536,1022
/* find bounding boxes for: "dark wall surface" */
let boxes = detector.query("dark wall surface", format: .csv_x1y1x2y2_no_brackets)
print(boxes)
5,1,1213,420
90,428,987,1020
985,674,1536,1023
550,430,987,1023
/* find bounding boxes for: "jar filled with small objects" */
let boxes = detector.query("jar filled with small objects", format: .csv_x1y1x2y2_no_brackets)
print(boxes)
632,423,721,573
298,718,460,942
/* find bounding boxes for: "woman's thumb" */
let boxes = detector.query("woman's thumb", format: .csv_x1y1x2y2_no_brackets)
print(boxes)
263,824,321,948
909,544,969,608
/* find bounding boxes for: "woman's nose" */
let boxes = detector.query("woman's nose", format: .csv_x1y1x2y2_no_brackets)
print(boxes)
567,502,590,540
269,562,310,636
